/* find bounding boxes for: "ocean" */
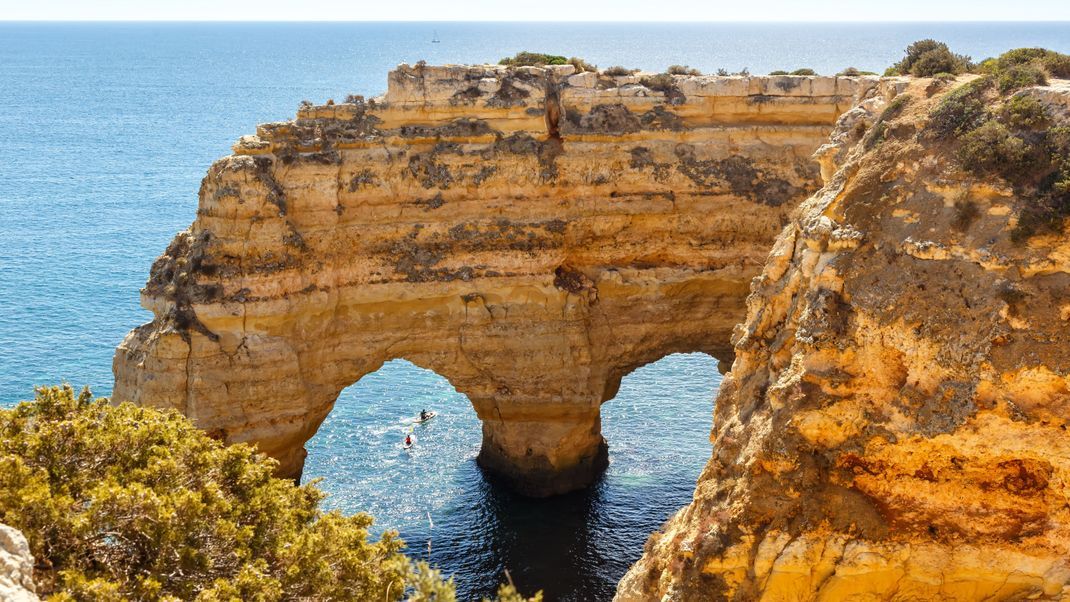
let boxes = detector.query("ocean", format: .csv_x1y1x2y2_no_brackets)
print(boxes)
2,21,1068,601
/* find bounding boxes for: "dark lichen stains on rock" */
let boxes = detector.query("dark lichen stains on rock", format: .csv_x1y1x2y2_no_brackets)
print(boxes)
639,105,687,131
397,117,496,139
408,152,454,189
674,144,798,206
347,169,378,191
563,103,641,135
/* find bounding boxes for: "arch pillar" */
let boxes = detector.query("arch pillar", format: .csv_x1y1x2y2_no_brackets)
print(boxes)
472,398,608,497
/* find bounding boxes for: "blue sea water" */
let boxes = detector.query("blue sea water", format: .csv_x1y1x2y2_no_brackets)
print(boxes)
2,21,1069,601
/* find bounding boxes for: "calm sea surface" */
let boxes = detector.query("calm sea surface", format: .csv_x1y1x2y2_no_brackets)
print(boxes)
2,21,1068,601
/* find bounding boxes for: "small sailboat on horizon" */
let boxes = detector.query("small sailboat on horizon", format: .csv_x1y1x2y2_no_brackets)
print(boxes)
431,30,440,43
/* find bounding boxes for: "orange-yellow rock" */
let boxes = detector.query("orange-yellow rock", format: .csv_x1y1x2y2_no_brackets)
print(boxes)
112,63,881,495
618,78,1070,600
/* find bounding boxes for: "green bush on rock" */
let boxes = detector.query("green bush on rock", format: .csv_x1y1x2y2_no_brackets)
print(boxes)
893,39,972,77
498,52,569,67
956,120,1030,178
0,386,538,602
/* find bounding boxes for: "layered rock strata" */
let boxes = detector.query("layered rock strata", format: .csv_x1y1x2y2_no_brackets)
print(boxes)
618,78,1070,599
114,63,879,495
0,524,38,602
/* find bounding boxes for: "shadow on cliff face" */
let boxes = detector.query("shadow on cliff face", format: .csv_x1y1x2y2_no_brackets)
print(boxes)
302,354,721,601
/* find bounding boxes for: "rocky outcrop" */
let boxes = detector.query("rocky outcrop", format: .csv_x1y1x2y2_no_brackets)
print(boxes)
618,78,1070,599
0,525,38,602
113,63,882,496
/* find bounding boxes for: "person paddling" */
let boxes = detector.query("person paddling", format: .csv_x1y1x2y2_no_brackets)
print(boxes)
405,434,412,447
420,409,428,421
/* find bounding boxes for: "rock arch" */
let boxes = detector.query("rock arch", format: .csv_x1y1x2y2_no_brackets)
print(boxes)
113,63,887,495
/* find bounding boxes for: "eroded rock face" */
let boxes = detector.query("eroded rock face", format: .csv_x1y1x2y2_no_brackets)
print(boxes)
0,524,39,602
618,78,1070,599
113,63,880,496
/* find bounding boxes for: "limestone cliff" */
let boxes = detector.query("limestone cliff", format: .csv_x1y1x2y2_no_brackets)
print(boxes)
113,63,879,495
0,525,39,602
618,77,1070,599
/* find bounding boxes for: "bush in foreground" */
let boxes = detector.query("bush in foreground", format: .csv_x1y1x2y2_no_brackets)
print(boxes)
0,386,538,602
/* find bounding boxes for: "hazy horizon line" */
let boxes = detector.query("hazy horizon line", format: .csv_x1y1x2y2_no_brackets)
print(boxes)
3,18,1069,23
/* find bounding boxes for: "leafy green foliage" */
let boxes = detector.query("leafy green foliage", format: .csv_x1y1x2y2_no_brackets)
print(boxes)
1012,126,1070,241
498,52,569,67
994,47,1070,78
996,63,1048,94
893,39,971,77
999,94,1051,129
790,68,817,76
929,77,995,138
956,120,1029,178
922,71,1070,242
768,70,789,75
0,386,538,601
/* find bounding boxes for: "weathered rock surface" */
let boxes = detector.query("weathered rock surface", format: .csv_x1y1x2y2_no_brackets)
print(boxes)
618,78,1070,599
113,63,881,495
0,524,38,602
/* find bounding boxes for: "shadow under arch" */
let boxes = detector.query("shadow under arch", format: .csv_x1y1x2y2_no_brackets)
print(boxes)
303,352,722,601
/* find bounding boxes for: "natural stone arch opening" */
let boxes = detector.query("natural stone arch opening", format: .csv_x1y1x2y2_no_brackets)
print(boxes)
303,358,481,510
113,63,875,497
299,352,723,600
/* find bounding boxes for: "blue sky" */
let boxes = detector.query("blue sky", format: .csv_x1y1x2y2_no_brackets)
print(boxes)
3,0,1069,21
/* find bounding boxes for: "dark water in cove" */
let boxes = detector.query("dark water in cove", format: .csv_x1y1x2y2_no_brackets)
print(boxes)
2,21,1068,601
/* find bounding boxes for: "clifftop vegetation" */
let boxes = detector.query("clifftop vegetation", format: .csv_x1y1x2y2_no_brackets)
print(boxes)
0,386,538,602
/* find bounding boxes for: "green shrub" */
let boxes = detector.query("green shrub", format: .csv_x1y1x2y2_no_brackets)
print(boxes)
667,65,701,76
790,68,817,76
999,94,1050,129
975,57,999,74
928,77,994,138
603,65,638,77
996,47,1070,78
0,386,537,601
769,70,789,75
498,52,569,67
996,63,1048,94
956,120,1029,178
893,39,971,77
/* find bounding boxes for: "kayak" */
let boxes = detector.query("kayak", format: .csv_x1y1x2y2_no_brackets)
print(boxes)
414,411,437,424
403,438,414,450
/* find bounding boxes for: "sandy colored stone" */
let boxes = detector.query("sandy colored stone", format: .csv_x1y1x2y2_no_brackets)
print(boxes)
0,524,38,602
618,77,1070,600
113,64,880,496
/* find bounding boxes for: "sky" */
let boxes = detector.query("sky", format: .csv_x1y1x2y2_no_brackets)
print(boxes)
3,0,1070,22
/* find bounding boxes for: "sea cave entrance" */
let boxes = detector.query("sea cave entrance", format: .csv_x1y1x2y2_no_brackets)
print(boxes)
303,353,722,601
